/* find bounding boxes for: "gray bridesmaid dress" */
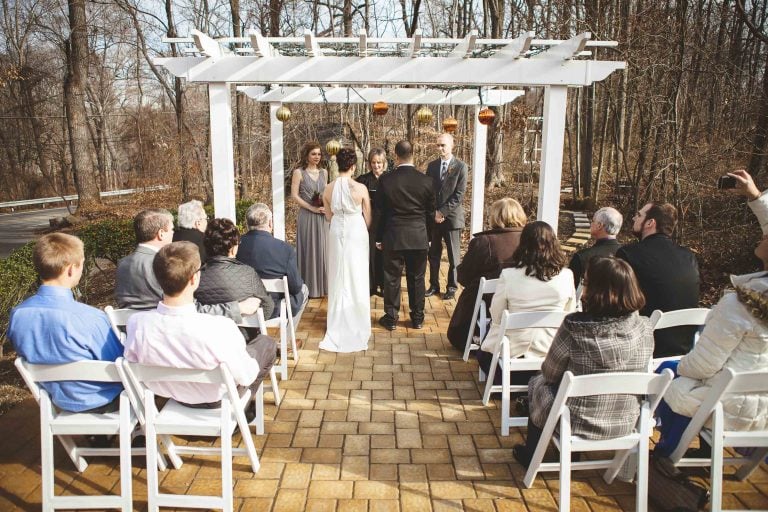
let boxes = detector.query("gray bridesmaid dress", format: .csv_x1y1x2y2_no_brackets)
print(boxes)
296,168,329,297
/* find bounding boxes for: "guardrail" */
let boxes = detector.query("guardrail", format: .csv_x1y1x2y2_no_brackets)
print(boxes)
0,185,170,211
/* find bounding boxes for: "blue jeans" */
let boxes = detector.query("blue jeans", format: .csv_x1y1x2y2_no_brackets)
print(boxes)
654,360,694,457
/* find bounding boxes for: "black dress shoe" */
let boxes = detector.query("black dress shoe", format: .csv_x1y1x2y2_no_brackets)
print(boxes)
442,289,456,300
378,316,396,331
411,320,424,329
425,286,440,297
512,444,532,469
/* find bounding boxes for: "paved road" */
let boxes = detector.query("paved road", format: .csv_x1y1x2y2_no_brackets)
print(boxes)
0,207,70,259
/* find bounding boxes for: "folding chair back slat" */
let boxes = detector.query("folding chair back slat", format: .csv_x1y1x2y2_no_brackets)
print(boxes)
104,306,139,341
463,277,498,361
523,369,674,512
15,357,135,511
649,308,710,331
260,276,299,378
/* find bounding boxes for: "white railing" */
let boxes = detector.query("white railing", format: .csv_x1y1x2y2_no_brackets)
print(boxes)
0,185,169,211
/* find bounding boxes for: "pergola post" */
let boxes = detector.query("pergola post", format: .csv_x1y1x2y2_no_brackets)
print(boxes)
470,105,488,236
270,102,286,240
209,83,236,221
537,85,568,233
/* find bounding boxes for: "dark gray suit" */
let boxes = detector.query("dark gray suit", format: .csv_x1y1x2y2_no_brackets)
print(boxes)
427,157,468,291
116,245,242,321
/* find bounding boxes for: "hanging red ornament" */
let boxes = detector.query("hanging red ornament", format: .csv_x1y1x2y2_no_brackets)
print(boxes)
478,107,495,126
442,116,458,133
373,101,389,116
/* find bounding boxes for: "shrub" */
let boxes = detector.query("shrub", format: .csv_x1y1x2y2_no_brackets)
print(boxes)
0,243,38,355
76,219,135,266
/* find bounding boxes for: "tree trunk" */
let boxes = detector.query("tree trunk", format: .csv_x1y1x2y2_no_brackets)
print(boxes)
748,49,768,176
64,0,100,211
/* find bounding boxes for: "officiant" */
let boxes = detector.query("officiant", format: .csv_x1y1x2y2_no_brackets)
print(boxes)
356,147,389,297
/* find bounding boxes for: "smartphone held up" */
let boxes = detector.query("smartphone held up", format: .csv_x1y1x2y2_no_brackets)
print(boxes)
717,175,738,190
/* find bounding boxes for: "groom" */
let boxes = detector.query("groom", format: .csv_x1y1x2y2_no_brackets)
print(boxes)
375,140,435,330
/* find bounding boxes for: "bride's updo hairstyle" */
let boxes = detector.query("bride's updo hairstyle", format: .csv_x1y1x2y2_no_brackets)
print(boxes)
336,148,357,173
582,256,645,318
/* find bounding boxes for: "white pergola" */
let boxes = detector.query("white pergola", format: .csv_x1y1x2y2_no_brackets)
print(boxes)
155,29,625,238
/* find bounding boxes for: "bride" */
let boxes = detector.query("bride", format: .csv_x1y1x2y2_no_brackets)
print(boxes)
319,148,372,352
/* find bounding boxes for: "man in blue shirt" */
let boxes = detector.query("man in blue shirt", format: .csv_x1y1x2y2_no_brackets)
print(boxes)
9,233,123,413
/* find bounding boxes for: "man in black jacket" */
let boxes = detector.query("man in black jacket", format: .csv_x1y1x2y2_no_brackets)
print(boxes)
425,133,468,301
375,140,436,330
237,203,309,321
568,206,622,287
616,202,700,357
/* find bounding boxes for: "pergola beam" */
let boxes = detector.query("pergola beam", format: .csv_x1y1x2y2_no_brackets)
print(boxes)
155,56,624,87
238,86,524,106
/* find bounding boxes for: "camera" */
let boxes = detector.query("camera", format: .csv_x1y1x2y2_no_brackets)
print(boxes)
717,175,737,190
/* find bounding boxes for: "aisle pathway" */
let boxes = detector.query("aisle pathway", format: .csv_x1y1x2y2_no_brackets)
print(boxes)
1,263,767,511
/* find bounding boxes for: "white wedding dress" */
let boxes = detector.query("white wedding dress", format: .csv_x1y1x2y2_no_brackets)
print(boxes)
319,177,372,352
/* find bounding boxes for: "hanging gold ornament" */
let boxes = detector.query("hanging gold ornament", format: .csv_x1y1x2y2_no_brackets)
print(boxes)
373,101,389,116
416,106,433,126
325,139,342,157
276,105,291,122
442,116,458,133
478,107,496,126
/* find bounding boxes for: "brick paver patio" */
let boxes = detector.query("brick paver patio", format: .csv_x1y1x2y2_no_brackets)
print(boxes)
1,268,767,511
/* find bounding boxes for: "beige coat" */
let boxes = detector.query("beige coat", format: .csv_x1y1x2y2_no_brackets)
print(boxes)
481,266,576,358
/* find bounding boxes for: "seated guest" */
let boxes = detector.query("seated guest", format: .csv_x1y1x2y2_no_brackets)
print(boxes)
9,233,123,413
116,208,259,321
655,168,768,457
616,202,700,358
568,206,622,287
196,218,274,320
513,257,653,467
173,199,208,263
478,221,576,379
446,197,527,351
124,242,276,406
237,203,309,321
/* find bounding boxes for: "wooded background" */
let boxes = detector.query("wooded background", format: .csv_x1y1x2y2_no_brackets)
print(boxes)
1,0,766,236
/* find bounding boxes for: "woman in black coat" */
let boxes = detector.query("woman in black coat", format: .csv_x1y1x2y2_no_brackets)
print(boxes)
196,218,274,320
446,198,527,350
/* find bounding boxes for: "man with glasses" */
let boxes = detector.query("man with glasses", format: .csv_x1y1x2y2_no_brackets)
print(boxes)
425,133,468,301
616,202,700,357
116,209,260,321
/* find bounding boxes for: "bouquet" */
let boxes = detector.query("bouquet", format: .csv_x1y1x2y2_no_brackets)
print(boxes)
311,192,323,208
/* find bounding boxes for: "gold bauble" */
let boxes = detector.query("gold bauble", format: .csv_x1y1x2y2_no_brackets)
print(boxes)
442,116,458,133
373,101,389,116
325,139,341,156
478,107,496,126
276,105,291,122
416,106,433,126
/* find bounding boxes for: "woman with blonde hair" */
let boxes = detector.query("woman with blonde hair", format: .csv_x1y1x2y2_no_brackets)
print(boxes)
446,198,528,350
291,141,329,297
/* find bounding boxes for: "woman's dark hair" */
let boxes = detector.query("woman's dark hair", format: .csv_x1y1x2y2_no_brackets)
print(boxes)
582,257,646,317
204,218,240,257
336,148,357,173
510,221,566,281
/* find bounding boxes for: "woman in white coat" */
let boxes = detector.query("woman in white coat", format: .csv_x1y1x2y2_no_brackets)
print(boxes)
655,169,768,456
477,221,576,383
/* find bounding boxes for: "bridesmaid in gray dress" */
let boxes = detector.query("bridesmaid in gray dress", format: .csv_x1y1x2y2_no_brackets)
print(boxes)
290,141,329,297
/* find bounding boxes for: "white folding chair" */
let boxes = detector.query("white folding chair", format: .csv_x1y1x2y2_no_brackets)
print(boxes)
462,277,498,361
649,308,710,370
523,369,674,512
669,368,768,512
120,360,262,512
482,310,570,436
15,357,137,511
104,305,139,343
238,307,282,405
260,276,300,379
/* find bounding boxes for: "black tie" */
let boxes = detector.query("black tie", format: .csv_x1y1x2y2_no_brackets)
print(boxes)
440,161,448,181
